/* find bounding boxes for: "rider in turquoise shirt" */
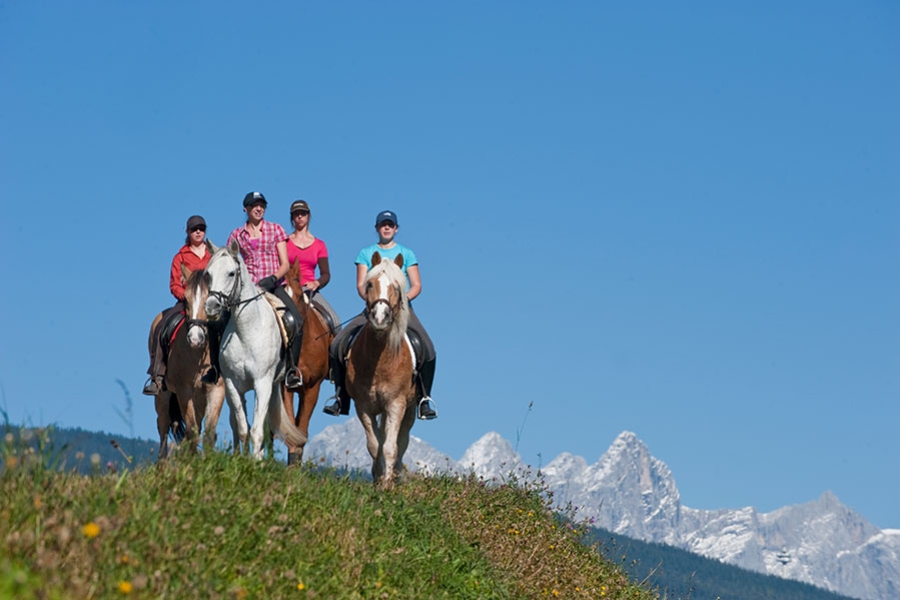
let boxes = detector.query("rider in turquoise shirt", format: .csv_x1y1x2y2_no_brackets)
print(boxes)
324,210,438,421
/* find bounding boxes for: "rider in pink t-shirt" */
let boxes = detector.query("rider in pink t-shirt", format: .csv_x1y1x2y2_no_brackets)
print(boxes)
285,200,341,333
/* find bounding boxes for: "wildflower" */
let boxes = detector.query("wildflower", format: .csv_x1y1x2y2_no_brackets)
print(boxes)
82,522,100,538
551,591,559,597
5,456,17,469
214,526,225,535
118,580,133,594
297,582,305,590
90,453,101,466
33,495,42,509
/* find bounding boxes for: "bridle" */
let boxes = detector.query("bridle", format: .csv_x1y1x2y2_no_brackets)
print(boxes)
207,252,265,314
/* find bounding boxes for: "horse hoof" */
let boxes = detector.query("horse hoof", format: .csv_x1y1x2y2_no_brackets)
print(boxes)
287,452,302,466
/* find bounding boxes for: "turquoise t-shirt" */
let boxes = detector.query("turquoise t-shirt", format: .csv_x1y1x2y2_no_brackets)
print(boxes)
356,243,418,289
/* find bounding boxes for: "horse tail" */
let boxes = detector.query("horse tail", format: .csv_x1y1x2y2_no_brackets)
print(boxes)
268,396,308,448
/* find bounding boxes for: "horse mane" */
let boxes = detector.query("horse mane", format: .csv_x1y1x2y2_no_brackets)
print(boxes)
366,258,409,350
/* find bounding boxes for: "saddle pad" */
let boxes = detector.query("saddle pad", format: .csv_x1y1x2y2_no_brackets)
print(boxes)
264,292,290,348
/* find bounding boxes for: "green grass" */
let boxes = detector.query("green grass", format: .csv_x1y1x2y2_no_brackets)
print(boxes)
1,428,657,599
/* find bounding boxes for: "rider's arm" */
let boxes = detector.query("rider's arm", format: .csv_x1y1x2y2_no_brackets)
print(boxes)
356,263,368,300
306,256,330,291
273,240,290,281
406,264,422,301
169,252,186,301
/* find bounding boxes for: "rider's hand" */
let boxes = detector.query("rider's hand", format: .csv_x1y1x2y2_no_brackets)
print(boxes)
258,276,277,292
303,280,320,292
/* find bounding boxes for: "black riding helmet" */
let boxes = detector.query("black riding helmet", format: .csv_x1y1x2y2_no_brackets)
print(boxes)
243,191,267,208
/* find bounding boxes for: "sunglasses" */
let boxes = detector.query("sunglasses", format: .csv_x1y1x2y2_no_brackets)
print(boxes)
293,210,310,217
190,226,206,233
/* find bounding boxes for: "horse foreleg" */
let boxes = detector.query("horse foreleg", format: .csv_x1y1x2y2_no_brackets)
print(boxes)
154,391,172,461
202,383,225,452
394,404,417,481
289,382,322,464
224,379,249,454
379,405,408,489
356,409,384,484
248,378,275,460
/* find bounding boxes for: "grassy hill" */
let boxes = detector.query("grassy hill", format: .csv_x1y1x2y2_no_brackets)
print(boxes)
1,425,857,600
1,425,653,599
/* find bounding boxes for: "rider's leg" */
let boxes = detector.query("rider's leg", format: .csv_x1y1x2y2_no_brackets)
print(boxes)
407,305,437,420
323,313,366,416
274,286,304,389
143,303,183,395
201,319,222,384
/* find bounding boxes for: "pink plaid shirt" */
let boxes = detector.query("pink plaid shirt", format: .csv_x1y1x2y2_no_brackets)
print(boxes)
226,220,288,283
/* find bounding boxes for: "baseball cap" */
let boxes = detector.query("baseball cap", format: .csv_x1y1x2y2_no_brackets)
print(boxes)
375,210,398,226
290,200,310,215
186,215,206,230
243,191,267,208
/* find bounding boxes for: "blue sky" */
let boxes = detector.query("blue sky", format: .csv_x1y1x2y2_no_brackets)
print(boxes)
2,2,898,528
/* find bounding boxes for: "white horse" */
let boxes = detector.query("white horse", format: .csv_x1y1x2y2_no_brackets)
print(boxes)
204,240,307,459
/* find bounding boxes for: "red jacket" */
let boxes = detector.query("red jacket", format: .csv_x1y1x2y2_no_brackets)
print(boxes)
170,245,211,301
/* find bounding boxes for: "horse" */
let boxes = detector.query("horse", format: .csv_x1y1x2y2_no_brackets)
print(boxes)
281,260,336,465
150,267,228,459
204,240,308,459
345,252,418,490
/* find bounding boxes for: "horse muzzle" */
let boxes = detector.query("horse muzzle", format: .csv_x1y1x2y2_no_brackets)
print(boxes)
205,296,224,320
186,322,207,349
367,299,394,330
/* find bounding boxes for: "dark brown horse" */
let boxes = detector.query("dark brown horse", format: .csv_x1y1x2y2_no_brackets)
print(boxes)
346,252,418,489
282,260,336,465
151,267,227,459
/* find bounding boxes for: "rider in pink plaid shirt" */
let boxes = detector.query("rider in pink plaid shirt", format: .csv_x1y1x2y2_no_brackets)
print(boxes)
218,191,303,389
226,192,289,284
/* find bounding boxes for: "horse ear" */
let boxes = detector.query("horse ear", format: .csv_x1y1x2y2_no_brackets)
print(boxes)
227,238,240,257
206,239,218,253
393,254,404,269
288,259,300,283
371,252,382,267
181,264,193,280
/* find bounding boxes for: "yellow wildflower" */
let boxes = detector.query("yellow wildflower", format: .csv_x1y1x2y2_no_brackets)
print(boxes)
82,522,100,538
118,581,133,594
297,582,305,590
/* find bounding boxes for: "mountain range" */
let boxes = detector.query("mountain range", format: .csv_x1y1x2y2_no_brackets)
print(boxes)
304,421,899,600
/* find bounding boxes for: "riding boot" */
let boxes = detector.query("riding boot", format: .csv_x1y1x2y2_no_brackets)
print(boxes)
143,325,167,396
417,357,437,420
285,330,304,390
323,354,349,416
201,321,222,384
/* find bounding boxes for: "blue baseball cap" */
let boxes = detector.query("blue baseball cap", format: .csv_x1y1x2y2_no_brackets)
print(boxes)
375,210,398,226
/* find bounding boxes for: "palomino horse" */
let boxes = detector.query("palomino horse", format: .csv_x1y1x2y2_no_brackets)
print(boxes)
346,252,418,490
282,260,335,465
204,240,307,459
150,268,227,459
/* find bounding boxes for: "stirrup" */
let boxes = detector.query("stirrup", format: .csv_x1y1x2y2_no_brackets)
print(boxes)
322,394,342,417
285,368,303,390
200,366,219,384
142,377,162,396
417,397,437,421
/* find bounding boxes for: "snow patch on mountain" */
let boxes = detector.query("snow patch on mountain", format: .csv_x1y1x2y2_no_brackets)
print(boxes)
305,423,897,600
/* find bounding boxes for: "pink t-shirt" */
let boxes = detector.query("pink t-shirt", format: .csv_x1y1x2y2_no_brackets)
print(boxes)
287,238,328,285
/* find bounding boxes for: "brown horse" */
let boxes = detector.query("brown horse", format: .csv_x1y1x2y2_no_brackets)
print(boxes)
281,260,336,465
346,252,418,490
151,267,227,459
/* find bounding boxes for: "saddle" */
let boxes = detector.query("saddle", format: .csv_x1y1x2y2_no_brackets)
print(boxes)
341,325,424,372
160,311,185,354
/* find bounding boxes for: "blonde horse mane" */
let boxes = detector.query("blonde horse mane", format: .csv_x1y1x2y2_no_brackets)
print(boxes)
366,257,409,350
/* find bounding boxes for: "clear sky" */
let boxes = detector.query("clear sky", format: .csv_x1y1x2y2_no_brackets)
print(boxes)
2,2,898,529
